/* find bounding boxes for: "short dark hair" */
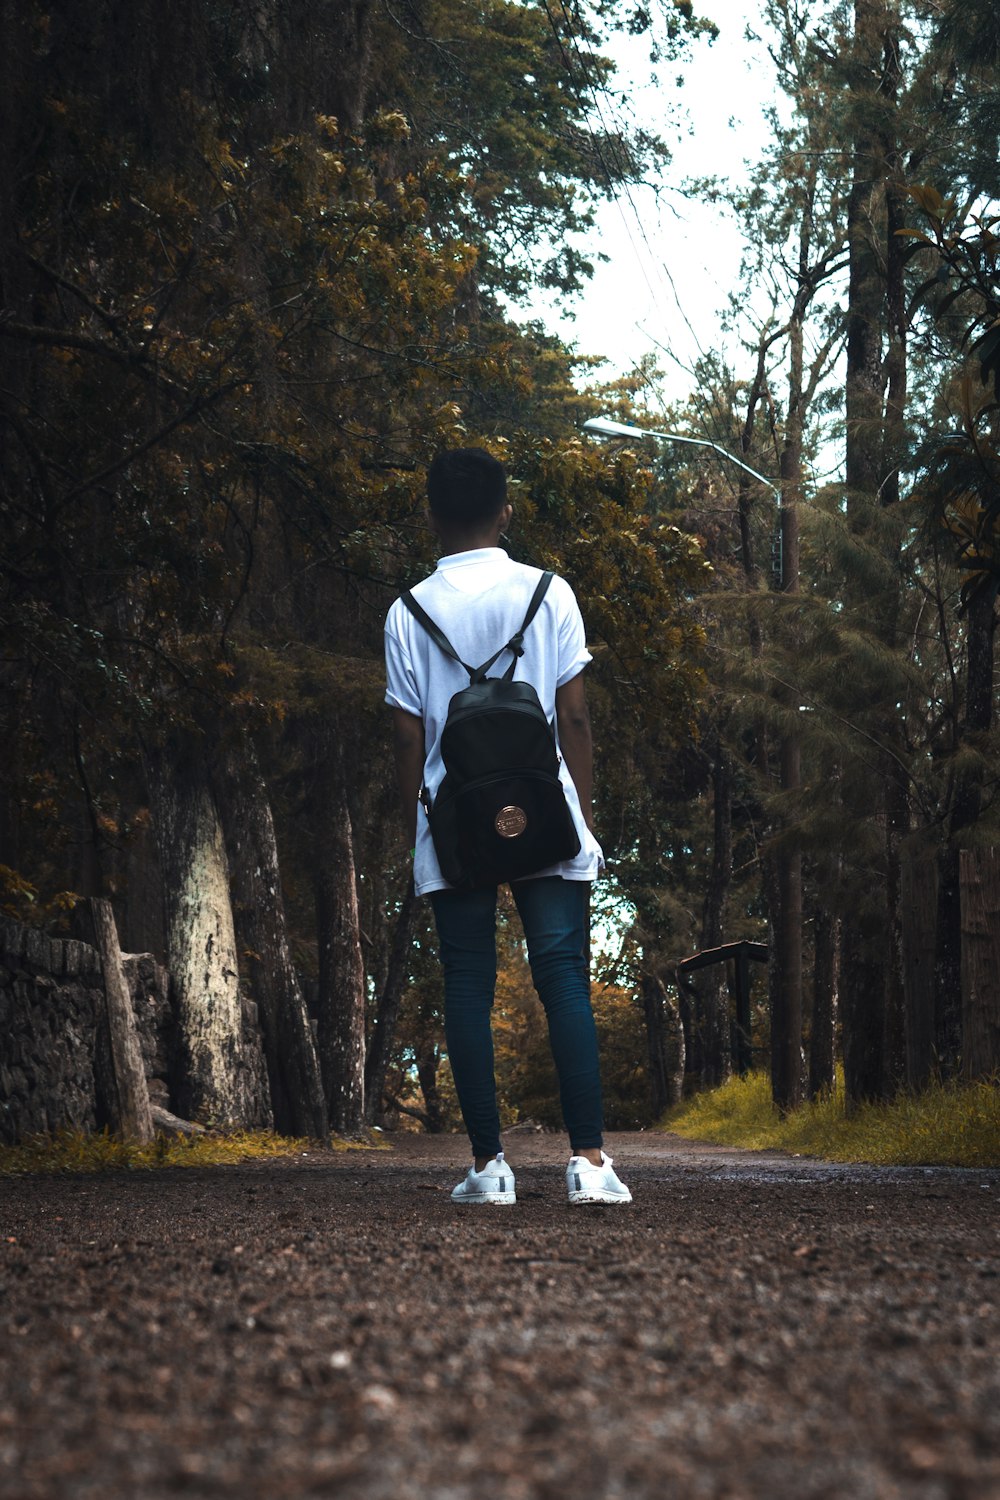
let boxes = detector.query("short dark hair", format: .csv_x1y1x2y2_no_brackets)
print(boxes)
427,448,507,530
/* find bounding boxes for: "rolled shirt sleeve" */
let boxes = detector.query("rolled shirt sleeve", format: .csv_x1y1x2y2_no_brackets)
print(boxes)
384,601,422,716
554,579,593,688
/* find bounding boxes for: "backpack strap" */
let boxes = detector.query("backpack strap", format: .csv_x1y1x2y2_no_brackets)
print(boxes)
496,570,553,681
400,570,554,684
399,591,476,679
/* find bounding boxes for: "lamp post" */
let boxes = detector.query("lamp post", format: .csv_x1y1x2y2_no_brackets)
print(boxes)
581,416,781,499
582,415,785,588
583,411,804,1110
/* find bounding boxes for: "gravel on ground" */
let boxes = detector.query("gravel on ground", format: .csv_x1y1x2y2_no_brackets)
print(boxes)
1,1130,998,1499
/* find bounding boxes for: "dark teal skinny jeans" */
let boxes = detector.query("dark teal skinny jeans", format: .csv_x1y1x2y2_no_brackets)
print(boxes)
430,877,604,1160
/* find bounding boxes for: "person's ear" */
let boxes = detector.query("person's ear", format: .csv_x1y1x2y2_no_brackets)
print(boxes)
499,502,513,534
426,505,441,535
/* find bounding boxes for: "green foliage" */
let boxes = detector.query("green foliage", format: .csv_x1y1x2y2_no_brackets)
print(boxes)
0,1127,389,1176
370,0,625,298
664,1071,1000,1168
902,191,1000,393
1,0,709,934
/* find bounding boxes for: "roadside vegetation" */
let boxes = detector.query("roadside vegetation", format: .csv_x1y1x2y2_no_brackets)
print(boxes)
0,1129,388,1176
663,1073,1000,1169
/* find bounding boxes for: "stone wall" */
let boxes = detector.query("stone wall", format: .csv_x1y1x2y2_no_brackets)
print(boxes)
0,916,272,1144
0,919,104,1144
0,921,177,1143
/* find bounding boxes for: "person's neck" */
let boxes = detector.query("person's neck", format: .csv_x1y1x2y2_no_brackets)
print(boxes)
437,536,502,558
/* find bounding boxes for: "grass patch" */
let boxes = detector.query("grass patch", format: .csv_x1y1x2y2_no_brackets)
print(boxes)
663,1071,1000,1168
0,1127,390,1175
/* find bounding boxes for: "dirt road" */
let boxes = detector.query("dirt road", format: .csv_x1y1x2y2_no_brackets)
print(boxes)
2,1130,998,1498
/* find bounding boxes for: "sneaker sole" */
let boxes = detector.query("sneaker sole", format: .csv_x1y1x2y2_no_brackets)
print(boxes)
567,1189,632,1204
451,1191,516,1205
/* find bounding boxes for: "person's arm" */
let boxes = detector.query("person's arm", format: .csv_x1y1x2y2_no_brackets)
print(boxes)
391,707,425,849
555,671,593,832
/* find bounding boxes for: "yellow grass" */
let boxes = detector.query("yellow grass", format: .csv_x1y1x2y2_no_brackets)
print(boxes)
0,1127,390,1175
663,1071,1000,1168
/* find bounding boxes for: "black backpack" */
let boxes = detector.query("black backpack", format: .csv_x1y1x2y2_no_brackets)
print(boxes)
401,570,581,890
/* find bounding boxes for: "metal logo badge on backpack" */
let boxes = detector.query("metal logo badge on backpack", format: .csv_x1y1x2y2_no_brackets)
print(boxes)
495,805,527,839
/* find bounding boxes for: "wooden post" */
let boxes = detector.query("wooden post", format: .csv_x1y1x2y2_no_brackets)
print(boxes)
90,897,154,1142
960,849,1000,1081
678,941,767,1081
734,944,753,1075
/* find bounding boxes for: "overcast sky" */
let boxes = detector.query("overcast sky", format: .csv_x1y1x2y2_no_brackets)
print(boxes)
519,4,776,404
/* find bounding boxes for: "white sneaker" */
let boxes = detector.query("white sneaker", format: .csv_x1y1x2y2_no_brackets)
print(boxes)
451,1151,516,1204
566,1151,632,1205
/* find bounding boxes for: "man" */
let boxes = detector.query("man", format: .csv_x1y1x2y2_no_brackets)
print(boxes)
384,447,630,1206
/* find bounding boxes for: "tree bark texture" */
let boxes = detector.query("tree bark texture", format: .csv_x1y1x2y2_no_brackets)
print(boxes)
315,761,367,1135
644,971,685,1115
215,735,328,1140
766,289,807,1112
876,28,910,1092
881,767,909,1097
365,879,417,1126
642,973,670,1117
840,0,905,1103
934,845,964,1076
699,745,733,1087
89,897,154,1141
840,925,885,1106
900,848,937,1091
960,849,1000,1081
933,589,996,1076
146,739,258,1128
809,903,838,1099
771,838,804,1112
964,585,996,741
845,0,890,506
416,1043,444,1133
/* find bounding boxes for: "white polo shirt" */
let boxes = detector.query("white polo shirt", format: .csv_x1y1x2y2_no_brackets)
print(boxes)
384,548,604,896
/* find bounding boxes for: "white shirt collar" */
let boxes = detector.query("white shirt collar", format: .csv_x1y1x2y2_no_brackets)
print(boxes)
435,547,510,571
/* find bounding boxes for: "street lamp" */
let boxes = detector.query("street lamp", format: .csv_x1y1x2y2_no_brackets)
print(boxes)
581,416,780,499
583,418,802,1109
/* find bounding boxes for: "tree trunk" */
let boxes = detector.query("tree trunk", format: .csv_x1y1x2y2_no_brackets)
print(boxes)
769,285,806,1113
900,847,937,1091
840,926,884,1106
881,767,909,1096
809,901,838,1099
315,757,366,1135
364,878,417,1126
644,971,685,1114
146,737,257,1128
642,972,670,1117
934,586,996,1075
878,52,911,1099
89,897,154,1141
771,814,804,1113
663,981,686,1109
839,0,904,1103
845,0,890,508
416,1042,444,1133
964,584,996,742
960,849,1000,1081
215,734,328,1140
933,845,963,1076
700,744,733,1087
